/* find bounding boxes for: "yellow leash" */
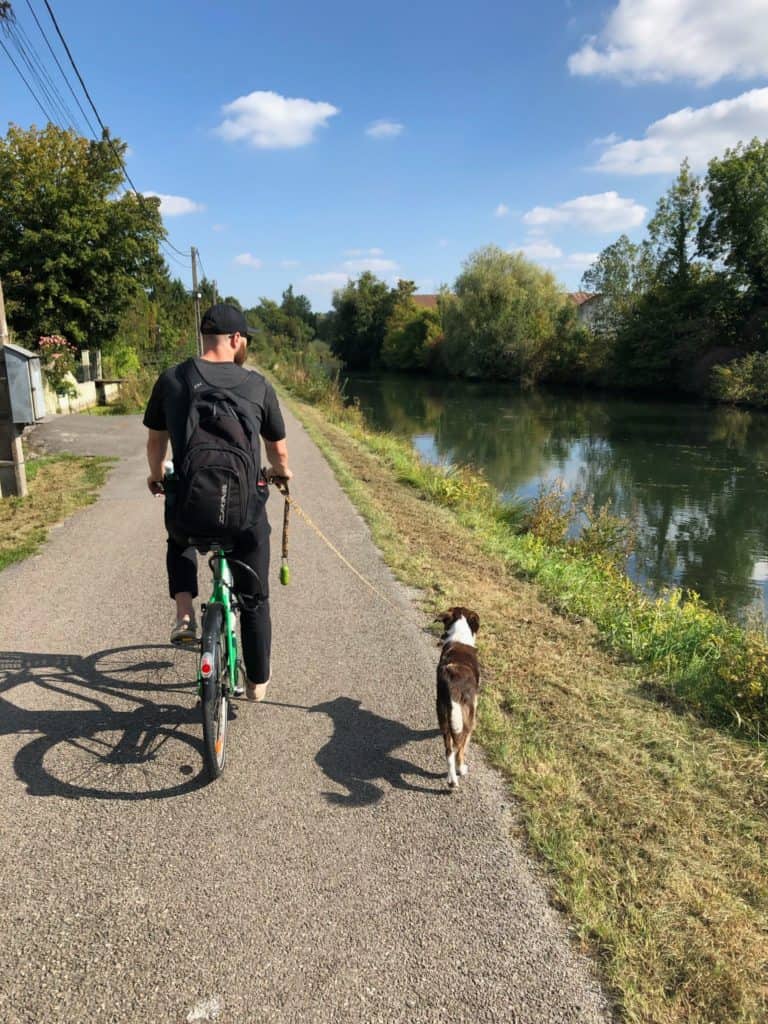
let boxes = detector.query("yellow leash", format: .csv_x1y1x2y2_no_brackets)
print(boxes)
272,480,404,614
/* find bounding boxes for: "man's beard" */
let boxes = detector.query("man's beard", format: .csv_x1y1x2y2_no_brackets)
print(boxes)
234,339,247,366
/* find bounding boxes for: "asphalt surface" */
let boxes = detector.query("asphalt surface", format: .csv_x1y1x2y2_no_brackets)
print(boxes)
0,406,614,1024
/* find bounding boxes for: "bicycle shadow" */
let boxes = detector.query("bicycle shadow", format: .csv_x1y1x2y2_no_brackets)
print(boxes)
306,695,447,806
0,645,208,800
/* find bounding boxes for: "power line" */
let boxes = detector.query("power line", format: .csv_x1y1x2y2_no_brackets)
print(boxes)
1,1,198,285
162,236,192,260
8,17,75,128
24,0,97,136
41,0,141,193
0,34,50,120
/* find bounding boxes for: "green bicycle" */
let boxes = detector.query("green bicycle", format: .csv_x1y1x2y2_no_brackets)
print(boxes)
195,544,260,780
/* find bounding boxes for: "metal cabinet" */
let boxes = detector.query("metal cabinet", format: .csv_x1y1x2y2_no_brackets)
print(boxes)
4,343,46,423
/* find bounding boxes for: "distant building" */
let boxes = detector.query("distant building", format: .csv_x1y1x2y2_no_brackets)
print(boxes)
412,294,439,309
568,291,602,328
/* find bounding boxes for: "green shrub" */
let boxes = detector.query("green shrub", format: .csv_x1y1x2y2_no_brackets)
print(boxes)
710,352,768,407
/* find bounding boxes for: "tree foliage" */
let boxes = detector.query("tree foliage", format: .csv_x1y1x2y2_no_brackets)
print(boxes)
699,138,768,297
443,246,574,382
381,288,442,371
328,272,395,369
0,123,165,348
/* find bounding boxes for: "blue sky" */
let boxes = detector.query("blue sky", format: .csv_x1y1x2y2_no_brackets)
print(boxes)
2,0,768,310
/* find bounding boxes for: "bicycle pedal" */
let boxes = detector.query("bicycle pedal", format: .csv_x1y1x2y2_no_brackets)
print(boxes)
170,635,200,649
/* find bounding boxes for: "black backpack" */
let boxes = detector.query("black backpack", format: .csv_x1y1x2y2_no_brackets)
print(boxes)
172,360,266,540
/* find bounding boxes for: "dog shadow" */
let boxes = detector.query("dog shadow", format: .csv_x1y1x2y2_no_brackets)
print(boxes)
308,696,447,806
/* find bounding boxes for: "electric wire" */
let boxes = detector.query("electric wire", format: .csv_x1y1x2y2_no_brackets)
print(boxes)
11,13,80,128
1,1,198,287
0,33,50,119
1,9,58,123
41,0,142,194
24,0,96,136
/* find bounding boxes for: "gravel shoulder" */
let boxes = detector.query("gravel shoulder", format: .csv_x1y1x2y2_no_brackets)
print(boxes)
0,409,613,1024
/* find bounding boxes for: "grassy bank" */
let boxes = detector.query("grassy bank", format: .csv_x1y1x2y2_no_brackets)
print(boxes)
273,369,768,1024
0,454,114,571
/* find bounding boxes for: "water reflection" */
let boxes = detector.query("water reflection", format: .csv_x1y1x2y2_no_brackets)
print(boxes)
345,374,768,620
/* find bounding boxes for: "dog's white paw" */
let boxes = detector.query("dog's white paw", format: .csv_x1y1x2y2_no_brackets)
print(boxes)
459,763,469,777
446,775,458,789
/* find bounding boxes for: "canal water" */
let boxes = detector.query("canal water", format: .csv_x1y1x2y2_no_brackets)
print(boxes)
344,373,768,621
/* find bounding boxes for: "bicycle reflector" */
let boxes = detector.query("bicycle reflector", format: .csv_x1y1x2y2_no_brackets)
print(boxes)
200,652,215,678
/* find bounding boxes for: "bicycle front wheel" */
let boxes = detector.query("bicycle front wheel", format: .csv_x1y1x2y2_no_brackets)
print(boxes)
199,602,229,780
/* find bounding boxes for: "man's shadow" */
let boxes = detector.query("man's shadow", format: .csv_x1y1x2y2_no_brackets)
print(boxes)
308,696,446,805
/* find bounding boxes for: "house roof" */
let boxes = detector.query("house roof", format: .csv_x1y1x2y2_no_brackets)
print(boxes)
568,291,600,306
412,294,439,309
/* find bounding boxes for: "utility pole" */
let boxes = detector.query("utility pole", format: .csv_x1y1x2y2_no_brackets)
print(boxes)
191,246,202,356
0,275,27,497
212,280,219,305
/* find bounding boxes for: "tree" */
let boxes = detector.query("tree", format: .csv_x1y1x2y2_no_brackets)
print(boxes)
442,245,569,382
582,235,655,336
281,284,314,328
329,272,395,369
0,123,165,348
648,159,703,287
699,138,768,297
381,286,442,371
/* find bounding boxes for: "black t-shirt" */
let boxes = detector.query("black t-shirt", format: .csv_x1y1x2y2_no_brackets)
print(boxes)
142,358,286,465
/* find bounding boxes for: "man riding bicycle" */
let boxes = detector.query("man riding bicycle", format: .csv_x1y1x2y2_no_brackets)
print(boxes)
143,303,292,702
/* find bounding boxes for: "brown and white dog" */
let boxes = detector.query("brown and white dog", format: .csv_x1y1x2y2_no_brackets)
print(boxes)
435,607,480,789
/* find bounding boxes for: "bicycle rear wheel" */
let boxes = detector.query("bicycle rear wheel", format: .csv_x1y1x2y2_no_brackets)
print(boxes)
199,602,229,780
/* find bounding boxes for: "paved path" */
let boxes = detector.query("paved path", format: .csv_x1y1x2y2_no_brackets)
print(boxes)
0,408,613,1024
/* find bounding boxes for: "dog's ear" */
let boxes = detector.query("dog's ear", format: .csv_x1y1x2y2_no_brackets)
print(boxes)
467,611,480,634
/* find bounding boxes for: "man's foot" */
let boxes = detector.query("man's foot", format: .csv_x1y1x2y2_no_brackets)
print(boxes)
170,614,198,646
245,679,270,702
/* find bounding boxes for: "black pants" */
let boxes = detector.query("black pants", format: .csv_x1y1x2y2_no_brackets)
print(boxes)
166,513,272,684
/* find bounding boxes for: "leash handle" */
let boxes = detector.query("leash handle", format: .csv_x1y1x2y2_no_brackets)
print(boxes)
268,474,291,585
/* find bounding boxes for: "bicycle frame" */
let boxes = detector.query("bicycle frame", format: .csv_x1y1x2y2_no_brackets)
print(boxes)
198,549,238,697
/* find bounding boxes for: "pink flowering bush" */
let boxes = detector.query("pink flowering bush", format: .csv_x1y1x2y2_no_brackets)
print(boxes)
38,335,78,397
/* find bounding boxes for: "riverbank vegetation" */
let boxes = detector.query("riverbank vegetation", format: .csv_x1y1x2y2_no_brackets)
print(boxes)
275,370,768,1024
315,139,768,404
0,453,114,571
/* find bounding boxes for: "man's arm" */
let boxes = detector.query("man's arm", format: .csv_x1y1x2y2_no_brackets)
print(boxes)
264,438,292,480
146,429,170,493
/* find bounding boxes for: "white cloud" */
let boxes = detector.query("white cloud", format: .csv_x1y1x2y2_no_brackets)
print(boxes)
564,251,600,268
343,257,399,273
212,223,227,232
280,259,300,268
523,191,647,232
594,88,768,175
305,272,350,287
344,247,384,257
365,120,404,138
494,203,511,218
514,241,564,260
143,192,204,216
568,0,768,85
217,90,339,149
234,253,263,269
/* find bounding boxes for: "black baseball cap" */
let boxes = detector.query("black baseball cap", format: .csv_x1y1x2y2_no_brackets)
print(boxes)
200,303,258,337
